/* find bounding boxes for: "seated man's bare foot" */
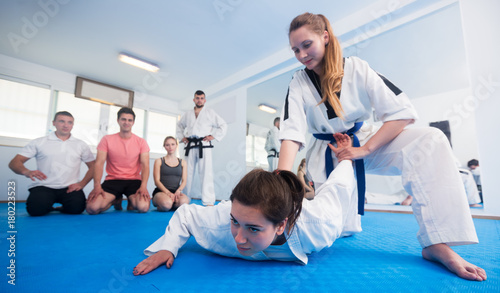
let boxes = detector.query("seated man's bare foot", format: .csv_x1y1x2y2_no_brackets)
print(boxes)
113,197,123,211
133,250,174,276
422,243,487,281
401,195,413,206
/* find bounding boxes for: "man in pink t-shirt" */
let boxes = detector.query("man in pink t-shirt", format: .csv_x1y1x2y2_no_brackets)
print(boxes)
86,107,151,214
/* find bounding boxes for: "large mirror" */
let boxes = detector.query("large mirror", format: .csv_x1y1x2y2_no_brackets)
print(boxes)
246,1,483,211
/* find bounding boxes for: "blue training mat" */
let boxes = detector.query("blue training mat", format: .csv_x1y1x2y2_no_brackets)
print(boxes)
0,202,498,293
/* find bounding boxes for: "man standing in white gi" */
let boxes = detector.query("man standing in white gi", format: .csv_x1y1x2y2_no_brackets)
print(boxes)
8,111,95,216
177,90,227,206
265,117,280,171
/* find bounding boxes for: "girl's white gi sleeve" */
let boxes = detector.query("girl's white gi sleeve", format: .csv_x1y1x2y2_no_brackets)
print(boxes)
279,73,309,151
354,57,418,122
296,160,356,253
144,202,232,257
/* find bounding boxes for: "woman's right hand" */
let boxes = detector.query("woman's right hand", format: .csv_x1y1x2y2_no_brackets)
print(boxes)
133,250,175,276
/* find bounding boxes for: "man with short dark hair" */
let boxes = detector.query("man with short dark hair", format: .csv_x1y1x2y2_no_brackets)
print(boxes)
86,107,151,214
8,111,95,216
177,90,227,206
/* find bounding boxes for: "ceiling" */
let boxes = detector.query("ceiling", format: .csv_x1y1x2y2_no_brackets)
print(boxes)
0,0,443,128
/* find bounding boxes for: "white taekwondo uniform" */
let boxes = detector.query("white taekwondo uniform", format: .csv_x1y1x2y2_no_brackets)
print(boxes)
279,56,478,248
177,106,227,206
265,125,280,171
144,160,357,264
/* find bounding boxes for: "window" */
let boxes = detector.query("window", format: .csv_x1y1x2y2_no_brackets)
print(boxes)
246,134,268,167
56,91,101,146
147,111,178,154
107,105,145,138
0,77,177,152
0,78,51,139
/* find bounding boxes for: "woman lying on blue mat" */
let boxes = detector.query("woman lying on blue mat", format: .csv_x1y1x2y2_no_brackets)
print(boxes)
133,133,486,281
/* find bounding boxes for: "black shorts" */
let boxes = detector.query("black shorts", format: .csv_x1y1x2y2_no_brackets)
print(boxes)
101,180,142,198
152,187,178,197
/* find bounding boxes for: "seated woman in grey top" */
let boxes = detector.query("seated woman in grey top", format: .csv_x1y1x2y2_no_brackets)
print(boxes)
152,136,190,211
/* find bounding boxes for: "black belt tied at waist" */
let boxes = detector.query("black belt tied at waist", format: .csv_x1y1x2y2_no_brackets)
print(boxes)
313,122,365,215
267,149,279,158
184,137,214,158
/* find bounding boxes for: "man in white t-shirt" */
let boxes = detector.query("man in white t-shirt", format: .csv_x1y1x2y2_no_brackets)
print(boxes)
9,111,95,216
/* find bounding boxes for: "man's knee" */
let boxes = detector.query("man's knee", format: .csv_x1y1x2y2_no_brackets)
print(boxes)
26,205,51,217
136,203,150,213
85,202,102,215
130,195,150,213
62,191,86,214
26,191,53,216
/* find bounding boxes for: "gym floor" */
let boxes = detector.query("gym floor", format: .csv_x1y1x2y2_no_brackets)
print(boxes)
1,201,498,293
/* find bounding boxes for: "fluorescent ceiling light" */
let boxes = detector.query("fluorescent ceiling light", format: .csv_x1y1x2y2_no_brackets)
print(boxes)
258,104,277,114
118,53,159,72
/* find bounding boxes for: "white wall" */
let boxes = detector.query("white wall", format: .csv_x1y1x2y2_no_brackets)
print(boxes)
410,87,479,166
460,0,500,217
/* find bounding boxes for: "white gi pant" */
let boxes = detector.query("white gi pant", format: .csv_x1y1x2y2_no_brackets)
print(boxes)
185,141,215,206
460,169,482,205
309,125,478,248
267,155,279,172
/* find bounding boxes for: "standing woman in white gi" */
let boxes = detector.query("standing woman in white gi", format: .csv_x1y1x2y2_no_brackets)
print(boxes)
177,90,227,206
278,12,486,281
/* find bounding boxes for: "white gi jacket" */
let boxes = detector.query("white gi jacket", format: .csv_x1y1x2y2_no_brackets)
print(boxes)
265,126,280,156
280,56,419,184
176,107,227,141
144,160,356,264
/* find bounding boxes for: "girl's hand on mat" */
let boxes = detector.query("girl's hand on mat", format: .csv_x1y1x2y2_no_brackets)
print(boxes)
133,250,175,276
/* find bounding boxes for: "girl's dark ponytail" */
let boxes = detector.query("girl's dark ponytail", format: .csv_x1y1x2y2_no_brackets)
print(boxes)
273,170,304,233
231,169,304,235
